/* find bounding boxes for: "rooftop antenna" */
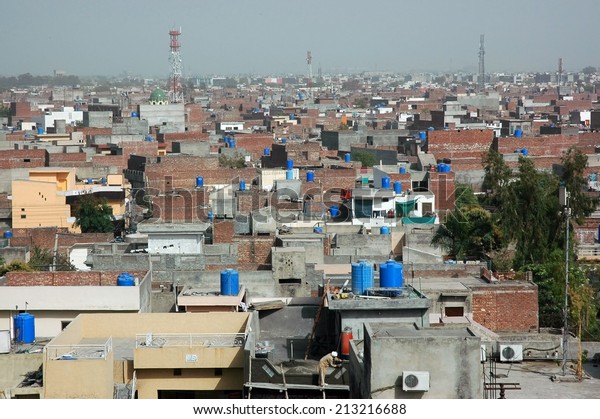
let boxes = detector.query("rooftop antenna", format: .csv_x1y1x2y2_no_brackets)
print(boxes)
478,34,485,93
168,27,184,103
558,57,563,95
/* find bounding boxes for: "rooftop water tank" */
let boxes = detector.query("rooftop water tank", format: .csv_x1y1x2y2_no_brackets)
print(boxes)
131,112,138,118
208,211,213,221
239,180,246,191
381,176,391,189
117,272,135,286
286,159,293,170
307,171,315,182
264,147,270,156
515,128,523,138
313,227,323,233
14,313,35,344
351,260,374,296
37,127,44,135
419,131,427,140
281,138,287,144
345,153,351,163
399,167,406,174
330,206,339,217
3,231,12,239
220,269,239,296
521,148,529,156
380,226,390,235
393,181,402,194
286,170,294,180
196,176,204,187
379,260,404,288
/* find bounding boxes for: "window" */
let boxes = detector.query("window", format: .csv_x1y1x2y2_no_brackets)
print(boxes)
279,278,301,284
24,159,31,163
422,202,433,214
445,307,464,317
173,369,182,376
20,214,26,219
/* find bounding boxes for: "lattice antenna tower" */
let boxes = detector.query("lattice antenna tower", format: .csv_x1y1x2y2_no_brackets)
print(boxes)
558,57,563,87
478,34,485,93
168,27,184,103
307,50,313,81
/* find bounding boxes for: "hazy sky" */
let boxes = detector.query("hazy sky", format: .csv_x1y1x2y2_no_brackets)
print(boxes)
2,0,599,78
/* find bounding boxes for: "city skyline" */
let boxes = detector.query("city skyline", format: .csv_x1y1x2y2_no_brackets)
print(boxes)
2,0,599,78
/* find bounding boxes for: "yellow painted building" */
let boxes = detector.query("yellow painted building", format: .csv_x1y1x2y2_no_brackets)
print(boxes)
43,312,255,399
12,169,127,232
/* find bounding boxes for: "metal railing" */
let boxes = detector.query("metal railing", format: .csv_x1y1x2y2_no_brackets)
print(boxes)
135,333,246,348
46,337,112,360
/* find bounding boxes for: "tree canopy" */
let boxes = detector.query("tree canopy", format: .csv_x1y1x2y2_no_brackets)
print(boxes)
74,195,114,233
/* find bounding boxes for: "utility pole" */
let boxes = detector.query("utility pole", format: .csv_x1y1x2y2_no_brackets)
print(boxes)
559,184,570,375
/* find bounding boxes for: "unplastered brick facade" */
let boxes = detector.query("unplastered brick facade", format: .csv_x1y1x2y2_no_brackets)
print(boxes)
470,282,539,333
0,149,48,169
5,270,147,286
427,130,494,161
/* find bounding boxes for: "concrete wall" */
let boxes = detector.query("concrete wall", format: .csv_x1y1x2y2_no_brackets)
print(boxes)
0,353,43,398
363,323,482,399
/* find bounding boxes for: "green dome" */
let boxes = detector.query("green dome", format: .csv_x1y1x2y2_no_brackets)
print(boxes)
149,88,168,103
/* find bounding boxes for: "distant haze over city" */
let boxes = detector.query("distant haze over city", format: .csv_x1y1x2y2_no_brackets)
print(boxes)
3,0,599,78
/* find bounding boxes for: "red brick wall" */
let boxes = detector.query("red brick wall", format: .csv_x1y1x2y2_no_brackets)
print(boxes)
234,236,274,265
427,130,494,161
151,189,208,222
213,220,234,243
429,171,456,212
494,134,578,156
5,270,147,286
471,284,539,332
0,149,48,169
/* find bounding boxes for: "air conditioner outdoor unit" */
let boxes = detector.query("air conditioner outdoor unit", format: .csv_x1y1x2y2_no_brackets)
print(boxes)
499,344,523,362
402,371,430,392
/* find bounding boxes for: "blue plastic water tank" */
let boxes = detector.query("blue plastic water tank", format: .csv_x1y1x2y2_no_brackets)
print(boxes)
281,138,287,144
515,128,523,138
307,171,315,182
399,167,406,174
380,226,390,235
229,138,235,148
419,131,427,140
145,135,153,142
239,180,246,191
286,159,293,170
286,169,294,180
351,260,374,295
3,231,13,239
330,206,339,217
313,227,323,233
220,269,239,296
345,153,351,163
379,260,404,288
117,272,135,286
14,313,35,344
208,211,213,221
381,176,391,189
393,181,402,194
37,127,43,135
131,112,138,118
100,177,107,185
264,147,270,156
196,176,204,187
521,148,529,156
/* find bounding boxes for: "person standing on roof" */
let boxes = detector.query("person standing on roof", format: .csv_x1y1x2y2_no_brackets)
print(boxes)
319,351,342,386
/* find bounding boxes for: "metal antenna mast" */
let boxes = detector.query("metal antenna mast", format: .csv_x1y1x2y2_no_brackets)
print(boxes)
478,34,485,93
168,27,184,103
307,50,313,81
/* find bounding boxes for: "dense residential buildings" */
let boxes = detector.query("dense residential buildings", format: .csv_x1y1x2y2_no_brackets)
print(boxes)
1,66,600,399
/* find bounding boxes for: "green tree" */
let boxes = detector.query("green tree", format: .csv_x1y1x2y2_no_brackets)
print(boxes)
0,261,34,276
28,246,74,271
560,147,599,223
582,66,597,75
74,195,114,233
351,150,376,168
431,204,501,261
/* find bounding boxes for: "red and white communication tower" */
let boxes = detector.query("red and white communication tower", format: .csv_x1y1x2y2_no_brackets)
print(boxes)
168,27,183,103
